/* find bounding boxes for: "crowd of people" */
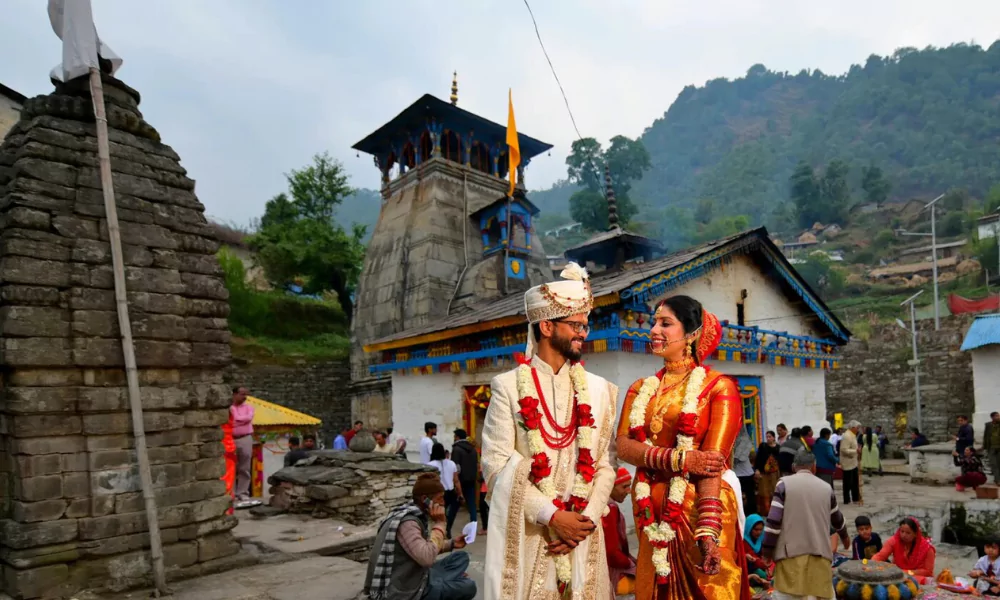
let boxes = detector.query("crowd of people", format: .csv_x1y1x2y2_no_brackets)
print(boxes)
233,261,1000,599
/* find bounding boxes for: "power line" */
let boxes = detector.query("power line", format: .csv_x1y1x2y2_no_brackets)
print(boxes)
521,0,584,141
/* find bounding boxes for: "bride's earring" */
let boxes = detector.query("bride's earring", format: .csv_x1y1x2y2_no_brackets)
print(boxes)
684,342,692,359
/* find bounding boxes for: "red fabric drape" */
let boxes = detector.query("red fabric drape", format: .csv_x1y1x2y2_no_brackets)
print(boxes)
948,293,1000,315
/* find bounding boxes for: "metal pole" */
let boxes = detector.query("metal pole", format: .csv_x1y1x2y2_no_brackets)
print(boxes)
930,205,940,330
910,300,922,433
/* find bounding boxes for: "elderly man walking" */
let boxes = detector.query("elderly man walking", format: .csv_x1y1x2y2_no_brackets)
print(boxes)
762,451,850,600
839,420,862,505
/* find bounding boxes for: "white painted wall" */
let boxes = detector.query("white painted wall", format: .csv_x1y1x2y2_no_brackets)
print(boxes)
392,370,497,463
0,93,21,139
978,221,999,241
971,347,1000,443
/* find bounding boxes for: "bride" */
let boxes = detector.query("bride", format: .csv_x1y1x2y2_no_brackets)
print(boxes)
615,296,750,600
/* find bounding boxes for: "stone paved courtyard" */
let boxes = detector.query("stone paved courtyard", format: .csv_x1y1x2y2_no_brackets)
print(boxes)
53,474,995,600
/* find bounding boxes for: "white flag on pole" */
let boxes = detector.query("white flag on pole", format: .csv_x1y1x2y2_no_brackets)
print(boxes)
48,0,122,82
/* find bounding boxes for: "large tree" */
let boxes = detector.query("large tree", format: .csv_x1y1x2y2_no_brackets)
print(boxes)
791,160,851,228
861,162,892,208
249,152,367,317
565,135,650,231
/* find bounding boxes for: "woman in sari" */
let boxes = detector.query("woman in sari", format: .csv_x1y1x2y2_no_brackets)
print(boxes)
860,426,882,475
616,296,750,600
743,514,773,593
753,431,780,515
872,517,937,584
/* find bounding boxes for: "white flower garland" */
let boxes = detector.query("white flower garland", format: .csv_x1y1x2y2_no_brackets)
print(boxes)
515,360,594,594
630,366,707,582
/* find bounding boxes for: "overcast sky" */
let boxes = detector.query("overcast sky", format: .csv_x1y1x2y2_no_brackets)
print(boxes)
3,1,1000,226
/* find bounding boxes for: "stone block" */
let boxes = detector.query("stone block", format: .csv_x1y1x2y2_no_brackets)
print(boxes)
9,436,85,455
0,306,70,338
3,387,78,414
190,383,231,409
65,498,90,519
180,273,227,300
12,499,67,523
14,475,63,502
147,428,198,447
0,256,70,287
0,284,61,306
82,412,131,435
184,409,228,428
305,485,349,501
0,236,71,262
196,426,224,443
126,266,185,295
3,207,50,230
99,219,179,249
190,342,231,366
144,411,186,432
67,287,115,310
52,215,99,240
138,368,182,384
135,340,192,367
184,298,229,318
177,233,219,254
0,519,79,550
132,313,188,341
89,467,140,496
88,449,135,471
2,563,70,599
176,253,222,275
90,496,115,517
8,368,83,387
78,512,147,540
2,337,72,367
85,434,132,452
72,338,124,367
196,533,239,562
71,310,119,338
6,170,75,199
0,542,81,569
164,541,199,568
14,454,62,478
147,444,199,465
195,458,225,480
1,191,67,215
191,496,230,523
10,414,81,438
177,513,237,541
128,291,186,314
63,472,90,498
60,452,88,473
198,441,224,458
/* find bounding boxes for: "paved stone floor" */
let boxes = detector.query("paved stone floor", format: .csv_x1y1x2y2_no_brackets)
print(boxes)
62,474,995,600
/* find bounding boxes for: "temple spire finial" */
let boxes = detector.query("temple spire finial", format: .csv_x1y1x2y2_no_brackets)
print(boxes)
605,164,620,231
450,71,458,106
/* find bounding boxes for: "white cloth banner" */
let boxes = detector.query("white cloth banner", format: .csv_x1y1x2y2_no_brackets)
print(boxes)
48,0,122,82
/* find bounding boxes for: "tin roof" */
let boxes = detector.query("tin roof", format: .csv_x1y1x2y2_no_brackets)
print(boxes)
247,396,321,427
960,314,1000,351
364,227,851,351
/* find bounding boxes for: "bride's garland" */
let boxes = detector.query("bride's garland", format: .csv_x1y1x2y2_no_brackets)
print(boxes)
515,357,595,596
627,365,707,582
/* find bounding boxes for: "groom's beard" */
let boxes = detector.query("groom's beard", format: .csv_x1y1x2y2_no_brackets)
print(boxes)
551,330,585,362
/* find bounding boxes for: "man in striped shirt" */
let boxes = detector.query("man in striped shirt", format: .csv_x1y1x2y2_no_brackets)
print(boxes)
762,450,849,600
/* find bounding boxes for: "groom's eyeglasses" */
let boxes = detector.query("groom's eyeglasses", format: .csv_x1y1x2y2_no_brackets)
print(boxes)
554,319,590,334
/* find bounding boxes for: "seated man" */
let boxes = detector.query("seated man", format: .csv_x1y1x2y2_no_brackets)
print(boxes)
602,468,637,597
363,473,475,600
283,436,310,467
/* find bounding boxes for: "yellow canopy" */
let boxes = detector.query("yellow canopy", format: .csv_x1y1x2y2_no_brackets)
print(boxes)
246,396,321,427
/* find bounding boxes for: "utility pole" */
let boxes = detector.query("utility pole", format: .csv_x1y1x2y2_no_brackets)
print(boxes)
897,290,924,433
898,193,945,330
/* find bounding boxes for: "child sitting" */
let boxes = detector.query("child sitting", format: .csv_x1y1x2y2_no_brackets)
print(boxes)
852,516,883,561
969,537,1000,596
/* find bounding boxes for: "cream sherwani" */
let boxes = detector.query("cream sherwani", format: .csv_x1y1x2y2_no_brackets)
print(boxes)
481,355,618,600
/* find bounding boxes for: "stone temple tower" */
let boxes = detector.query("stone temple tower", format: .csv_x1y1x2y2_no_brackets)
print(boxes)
0,74,238,598
350,83,554,427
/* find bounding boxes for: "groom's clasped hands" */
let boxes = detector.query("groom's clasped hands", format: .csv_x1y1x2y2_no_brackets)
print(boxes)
546,510,597,555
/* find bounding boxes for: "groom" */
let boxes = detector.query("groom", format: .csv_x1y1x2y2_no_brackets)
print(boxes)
481,263,618,600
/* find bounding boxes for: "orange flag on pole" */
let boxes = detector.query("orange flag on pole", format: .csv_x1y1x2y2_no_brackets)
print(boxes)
506,89,520,196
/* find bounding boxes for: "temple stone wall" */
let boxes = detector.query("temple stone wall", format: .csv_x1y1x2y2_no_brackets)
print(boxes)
1,91,22,139
0,75,238,599
229,360,352,443
826,315,974,447
348,158,551,431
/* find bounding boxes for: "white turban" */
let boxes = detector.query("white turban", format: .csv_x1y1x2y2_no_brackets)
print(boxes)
523,262,593,357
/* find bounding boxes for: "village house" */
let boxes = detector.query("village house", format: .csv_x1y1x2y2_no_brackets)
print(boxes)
0,82,26,138
978,213,1000,241
961,314,1000,444
348,79,851,466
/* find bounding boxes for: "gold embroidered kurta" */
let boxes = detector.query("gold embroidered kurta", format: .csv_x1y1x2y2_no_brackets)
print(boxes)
481,356,618,600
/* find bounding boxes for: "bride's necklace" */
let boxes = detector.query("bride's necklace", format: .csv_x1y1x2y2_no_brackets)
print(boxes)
648,371,691,439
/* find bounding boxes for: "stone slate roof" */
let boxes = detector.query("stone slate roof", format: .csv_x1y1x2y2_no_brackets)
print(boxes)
352,93,552,160
960,314,1000,351
0,82,26,104
365,227,849,350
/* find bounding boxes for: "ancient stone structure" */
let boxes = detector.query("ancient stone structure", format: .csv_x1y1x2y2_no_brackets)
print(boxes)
0,74,237,598
349,91,555,428
266,452,432,525
826,315,974,447
229,359,351,443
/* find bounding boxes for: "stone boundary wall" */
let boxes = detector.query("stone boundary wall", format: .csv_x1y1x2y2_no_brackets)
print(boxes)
826,315,974,446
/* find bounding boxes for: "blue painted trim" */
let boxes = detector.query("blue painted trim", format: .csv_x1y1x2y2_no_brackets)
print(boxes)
370,343,524,373
757,244,850,343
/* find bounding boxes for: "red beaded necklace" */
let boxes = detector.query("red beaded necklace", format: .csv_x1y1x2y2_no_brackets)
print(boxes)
530,367,579,449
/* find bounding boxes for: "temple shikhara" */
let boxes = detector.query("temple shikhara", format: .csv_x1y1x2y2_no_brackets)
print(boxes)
349,79,852,479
